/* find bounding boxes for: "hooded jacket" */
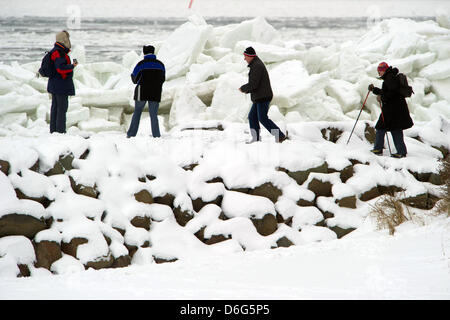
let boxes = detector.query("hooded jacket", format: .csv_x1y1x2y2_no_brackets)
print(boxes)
373,66,413,131
240,56,273,103
47,42,75,96
131,54,165,102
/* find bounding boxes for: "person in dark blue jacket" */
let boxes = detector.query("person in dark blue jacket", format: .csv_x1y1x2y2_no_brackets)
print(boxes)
47,30,78,134
127,45,165,138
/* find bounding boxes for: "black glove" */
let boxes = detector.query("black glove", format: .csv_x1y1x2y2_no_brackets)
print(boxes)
368,84,374,91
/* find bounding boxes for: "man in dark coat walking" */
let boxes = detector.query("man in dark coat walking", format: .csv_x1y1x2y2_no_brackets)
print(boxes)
47,30,77,134
369,62,413,158
127,45,165,138
239,47,287,143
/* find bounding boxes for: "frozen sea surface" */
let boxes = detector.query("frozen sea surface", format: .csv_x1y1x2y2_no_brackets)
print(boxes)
0,16,436,64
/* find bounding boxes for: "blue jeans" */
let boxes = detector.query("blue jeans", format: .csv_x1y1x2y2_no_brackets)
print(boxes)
127,100,160,137
248,101,285,141
374,129,407,156
50,94,68,133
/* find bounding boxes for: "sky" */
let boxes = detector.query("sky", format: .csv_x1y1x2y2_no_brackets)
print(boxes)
0,0,449,18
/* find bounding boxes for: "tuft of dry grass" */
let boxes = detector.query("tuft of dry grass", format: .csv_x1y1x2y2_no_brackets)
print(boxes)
435,155,450,217
370,193,412,235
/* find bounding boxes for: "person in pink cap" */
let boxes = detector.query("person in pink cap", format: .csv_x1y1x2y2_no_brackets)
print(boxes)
368,62,413,158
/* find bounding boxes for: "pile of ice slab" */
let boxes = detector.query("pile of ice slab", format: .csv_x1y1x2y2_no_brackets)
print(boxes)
1,14,449,136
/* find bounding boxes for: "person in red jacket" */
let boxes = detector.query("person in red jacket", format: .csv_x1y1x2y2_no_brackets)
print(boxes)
47,30,78,134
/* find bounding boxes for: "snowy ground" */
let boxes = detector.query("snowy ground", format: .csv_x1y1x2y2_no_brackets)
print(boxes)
1,1,450,301
1,215,449,300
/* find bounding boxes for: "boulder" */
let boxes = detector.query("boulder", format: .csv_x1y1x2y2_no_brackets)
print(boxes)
28,160,39,173
329,225,356,239
279,162,328,185
249,182,282,203
408,170,431,182
364,123,376,144
61,237,88,258
276,236,294,248
84,253,114,270
377,185,405,195
0,214,47,239
112,255,132,268
125,243,139,258
79,148,90,160
191,195,223,213
308,178,333,197
339,165,354,183
359,186,380,201
429,173,443,185
401,193,439,210
153,193,175,207
34,240,62,270
0,159,10,175
69,176,99,199
337,195,357,209
206,176,225,184
134,189,153,204
182,163,198,171
44,161,64,176
130,215,151,231
297,198,315,207
15,188,51,208
43,153,74,176
321,127,343,143
153,256,178,264
173,206,194,227
17,264,31,277
250,213,278,236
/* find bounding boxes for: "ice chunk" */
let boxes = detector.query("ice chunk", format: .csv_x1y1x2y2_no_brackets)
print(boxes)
169,86,207,128
0,113,27,128
158,15,213,80
122,50,140,69
207,72,250,122
430,78,450,101
67,106,90,127
270,60,329,109
419,58,450,80
78,118,122,132
325,79,361,113
218,16,278,49
235,41,303,63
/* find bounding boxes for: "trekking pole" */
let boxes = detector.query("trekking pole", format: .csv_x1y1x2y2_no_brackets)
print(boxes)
346,90,370,145
379,101,392,156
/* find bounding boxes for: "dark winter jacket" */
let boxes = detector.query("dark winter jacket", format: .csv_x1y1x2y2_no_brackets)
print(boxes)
373,66,413,131
240,56,273,103
47,42,75,96
131,54,165,102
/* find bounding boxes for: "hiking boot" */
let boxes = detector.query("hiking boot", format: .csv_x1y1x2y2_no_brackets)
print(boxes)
371,149,382,155
391,153,406,158
277,131,289,143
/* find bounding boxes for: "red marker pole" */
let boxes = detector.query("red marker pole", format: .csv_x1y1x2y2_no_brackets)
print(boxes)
188,0,194,9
